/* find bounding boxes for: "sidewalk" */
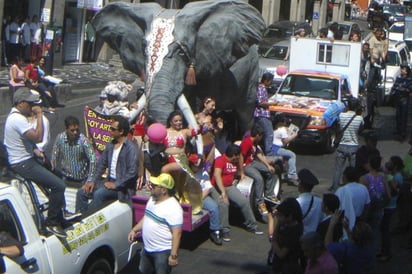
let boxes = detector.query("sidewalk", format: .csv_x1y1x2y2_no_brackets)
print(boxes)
0,62,139,95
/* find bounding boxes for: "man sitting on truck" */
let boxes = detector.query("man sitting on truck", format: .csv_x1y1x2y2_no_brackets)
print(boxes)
211,143,263,241
4,88,75,238
240,125,276,216
76,115,139,213
128,173,183,274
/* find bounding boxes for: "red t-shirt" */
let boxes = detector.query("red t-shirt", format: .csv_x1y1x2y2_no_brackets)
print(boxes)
211,154,237,187
240,136,257,165
25,63,39,81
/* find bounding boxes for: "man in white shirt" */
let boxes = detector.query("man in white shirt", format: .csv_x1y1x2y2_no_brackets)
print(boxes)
5,16,21,64
20,16,31,62
335,166,370,230
4,87,71,238
296,168,324,235
128,173,183,274
29,15,42,60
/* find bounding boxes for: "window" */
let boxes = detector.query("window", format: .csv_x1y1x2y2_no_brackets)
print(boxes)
0,201,25,243
317,43,350,66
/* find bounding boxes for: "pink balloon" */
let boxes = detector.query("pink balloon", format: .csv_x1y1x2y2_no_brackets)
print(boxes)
276,65,288,76
147,123,167,143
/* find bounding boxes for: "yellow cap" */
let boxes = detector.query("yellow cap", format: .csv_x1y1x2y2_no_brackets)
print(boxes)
149,173,175,189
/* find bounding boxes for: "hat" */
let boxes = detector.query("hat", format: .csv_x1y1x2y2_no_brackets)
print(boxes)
188,154,201,166
298,168,319,187
99,89,107,98
295,28,305,35
13,87,42,104
149,173,175,189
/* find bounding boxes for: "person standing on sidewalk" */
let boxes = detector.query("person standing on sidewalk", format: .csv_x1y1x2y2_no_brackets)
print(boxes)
128,173,183,274
254,72,275,157
390,63,412,139
330,98,364,191
4,88,73,238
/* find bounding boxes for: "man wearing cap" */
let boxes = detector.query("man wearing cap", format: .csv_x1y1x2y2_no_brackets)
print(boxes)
128,173,183,274
76,115,138,213
4,87,71,238
296,168,324,235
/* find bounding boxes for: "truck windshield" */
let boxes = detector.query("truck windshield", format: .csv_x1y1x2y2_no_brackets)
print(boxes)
279,74,339,100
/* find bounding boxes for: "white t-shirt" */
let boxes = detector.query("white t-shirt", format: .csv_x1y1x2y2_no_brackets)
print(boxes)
273,127,288,147
335,182,370,218
142,197,183,252
109,144,122,179
297,192,324,235
4,109,36,165
29,22,42,44
29,114,50,152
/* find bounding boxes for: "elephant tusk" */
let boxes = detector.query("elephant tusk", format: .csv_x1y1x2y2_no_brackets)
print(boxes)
128,94,147,123
177,94,203,157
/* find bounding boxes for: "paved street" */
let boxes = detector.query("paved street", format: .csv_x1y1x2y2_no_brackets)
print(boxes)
1,17,412,274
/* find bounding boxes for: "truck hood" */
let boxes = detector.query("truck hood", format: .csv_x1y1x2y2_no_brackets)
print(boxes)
268,94,334,115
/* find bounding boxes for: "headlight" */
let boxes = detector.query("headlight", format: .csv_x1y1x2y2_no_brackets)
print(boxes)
308,116,326,126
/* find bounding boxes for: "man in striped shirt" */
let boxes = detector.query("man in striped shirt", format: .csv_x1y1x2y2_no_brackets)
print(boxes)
51,115,96,190
330,98,364,191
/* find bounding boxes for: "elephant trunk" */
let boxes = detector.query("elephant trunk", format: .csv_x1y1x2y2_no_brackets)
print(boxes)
146,58,186,124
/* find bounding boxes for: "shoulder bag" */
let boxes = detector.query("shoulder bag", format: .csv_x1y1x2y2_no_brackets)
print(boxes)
333,114,356,148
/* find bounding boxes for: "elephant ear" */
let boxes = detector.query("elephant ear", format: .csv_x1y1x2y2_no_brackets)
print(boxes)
92,2,163,77
175,0,266,78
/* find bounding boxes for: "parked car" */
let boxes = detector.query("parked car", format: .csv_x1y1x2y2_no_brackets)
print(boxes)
327,21,361,40
388,21,404,41
367,2,407,29
258,21,312,55
259,39,289,94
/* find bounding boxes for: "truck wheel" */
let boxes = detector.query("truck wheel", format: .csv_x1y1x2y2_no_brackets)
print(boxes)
324,129,336,154
84,258,112,274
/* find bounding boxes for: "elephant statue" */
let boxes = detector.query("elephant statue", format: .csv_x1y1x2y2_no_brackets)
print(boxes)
92,0,265,140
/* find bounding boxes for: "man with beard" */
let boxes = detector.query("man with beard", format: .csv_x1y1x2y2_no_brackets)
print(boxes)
128,173,183,274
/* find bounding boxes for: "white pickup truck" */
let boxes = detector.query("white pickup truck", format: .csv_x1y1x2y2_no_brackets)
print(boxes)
0,178,132,274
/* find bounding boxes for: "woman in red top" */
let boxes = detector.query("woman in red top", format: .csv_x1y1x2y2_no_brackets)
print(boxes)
25,56,62,112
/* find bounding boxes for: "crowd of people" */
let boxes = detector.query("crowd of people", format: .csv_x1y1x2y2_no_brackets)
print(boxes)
2,15,43,66
2,25,412,273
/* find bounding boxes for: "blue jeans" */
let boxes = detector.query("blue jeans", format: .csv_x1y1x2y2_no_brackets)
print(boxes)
255,116,274,156
276,148,297,179
203,196,221,231
139,249,171,274
331,144,358,190
76,184,118,213
244,160,276,205
12,158,65,225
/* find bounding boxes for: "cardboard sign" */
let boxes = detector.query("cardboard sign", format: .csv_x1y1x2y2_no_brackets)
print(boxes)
84,106,113,157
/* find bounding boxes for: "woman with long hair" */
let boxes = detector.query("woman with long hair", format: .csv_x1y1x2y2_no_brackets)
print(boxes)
268,197,304,274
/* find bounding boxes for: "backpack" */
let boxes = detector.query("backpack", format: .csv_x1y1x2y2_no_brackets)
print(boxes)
366,174,389,209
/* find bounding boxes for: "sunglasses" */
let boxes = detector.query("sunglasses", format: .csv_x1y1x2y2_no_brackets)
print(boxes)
110,126,119,131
